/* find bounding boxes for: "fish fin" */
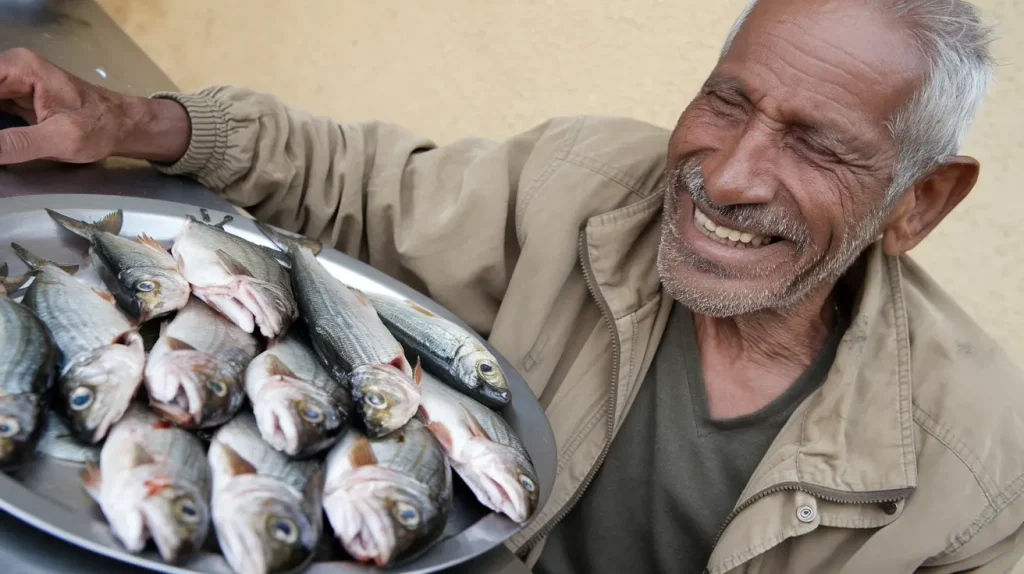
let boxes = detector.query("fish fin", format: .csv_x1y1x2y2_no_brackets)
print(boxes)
163,336,197,352
348,435,378,467
46,208,123,237
136,233,169,254
91,286,118,305
219,443,257,476
254,220,323,255
265,354,298,379
212,215,234,230
406,300,436,317
10,243,80,274
460,405,492,441
95,210,124,234
79,463,103,500
215,249,254,278
413,357,423,385
425,421,454,451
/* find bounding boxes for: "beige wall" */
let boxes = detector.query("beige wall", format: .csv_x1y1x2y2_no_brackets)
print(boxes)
99,0,1024,364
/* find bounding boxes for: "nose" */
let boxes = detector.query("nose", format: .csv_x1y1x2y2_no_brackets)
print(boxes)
702,119,780,206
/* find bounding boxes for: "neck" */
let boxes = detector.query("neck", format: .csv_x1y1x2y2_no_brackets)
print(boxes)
693,283,839,419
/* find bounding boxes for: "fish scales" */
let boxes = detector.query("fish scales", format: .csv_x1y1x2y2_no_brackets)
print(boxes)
212,413,319,494
0,298,52,396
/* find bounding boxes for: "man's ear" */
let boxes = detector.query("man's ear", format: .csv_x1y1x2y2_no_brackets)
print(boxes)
881,156,980,256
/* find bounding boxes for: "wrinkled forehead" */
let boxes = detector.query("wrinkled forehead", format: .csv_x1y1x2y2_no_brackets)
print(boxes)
718,0,926,137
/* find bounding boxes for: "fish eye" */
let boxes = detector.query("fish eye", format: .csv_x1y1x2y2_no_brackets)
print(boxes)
70,387,94,411
136,280,157,293
518,474,536,493
173,496,202,524
298,404,323,424
267,516,299,544
207,380,228,397
393,501,420,529
476,359,501,383
0,417,20,438
365,392,387,409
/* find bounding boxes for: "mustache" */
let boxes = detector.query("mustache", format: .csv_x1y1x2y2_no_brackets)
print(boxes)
669,158,811,248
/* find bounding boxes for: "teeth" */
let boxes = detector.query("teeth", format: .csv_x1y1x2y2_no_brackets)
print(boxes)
693,208,771,247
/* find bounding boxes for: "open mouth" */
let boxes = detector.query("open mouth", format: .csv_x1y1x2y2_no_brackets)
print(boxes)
693,207,777,249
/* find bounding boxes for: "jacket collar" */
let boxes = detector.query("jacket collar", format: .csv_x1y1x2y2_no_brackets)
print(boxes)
583,198,918,497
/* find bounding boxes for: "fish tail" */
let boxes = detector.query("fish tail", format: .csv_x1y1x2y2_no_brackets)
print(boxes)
10,243,80,275
46,208,123,238
254,221,323,255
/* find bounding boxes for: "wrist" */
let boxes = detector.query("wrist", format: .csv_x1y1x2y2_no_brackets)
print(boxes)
115,95,191,163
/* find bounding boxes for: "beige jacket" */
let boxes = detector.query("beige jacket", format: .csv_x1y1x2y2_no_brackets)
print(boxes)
154,87,1024,573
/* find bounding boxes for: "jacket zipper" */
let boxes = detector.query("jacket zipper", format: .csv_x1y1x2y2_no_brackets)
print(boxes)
713,482,913,544
519,230,623,553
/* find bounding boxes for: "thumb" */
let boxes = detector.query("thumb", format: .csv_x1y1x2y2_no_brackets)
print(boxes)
0,118,76,165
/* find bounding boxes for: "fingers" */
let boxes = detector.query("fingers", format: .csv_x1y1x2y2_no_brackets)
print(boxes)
0,116,79,165
0,48,42,101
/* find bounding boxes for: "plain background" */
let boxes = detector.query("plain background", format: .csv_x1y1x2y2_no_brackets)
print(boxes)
97,0,1024,366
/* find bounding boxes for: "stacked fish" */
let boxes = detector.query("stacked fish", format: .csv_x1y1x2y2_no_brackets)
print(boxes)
0,209,539,574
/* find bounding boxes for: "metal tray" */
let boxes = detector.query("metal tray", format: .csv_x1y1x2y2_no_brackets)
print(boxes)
0,194,555,574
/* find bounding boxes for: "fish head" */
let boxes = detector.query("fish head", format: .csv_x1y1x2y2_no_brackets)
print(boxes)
146,350,244,429
216,477,319,574
325,467,445,567
118,266,191,323
62,334,146,443
0,393,42,468
454,343,511,407
350,365,421,438
252,381,347,457
457,440,540,524
137,480,211,562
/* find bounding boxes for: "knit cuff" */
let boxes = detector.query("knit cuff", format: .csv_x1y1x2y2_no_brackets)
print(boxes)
148,91,229,185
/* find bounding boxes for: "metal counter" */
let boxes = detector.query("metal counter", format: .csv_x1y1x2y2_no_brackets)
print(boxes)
0,2,532,573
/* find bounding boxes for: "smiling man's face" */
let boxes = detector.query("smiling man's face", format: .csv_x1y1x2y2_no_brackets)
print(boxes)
659,0,927,316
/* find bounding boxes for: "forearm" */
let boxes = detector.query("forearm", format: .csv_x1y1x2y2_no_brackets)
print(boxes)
113,95,191,163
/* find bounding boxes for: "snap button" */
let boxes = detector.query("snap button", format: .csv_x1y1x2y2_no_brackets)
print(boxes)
796,505,816,523
881,501,899,515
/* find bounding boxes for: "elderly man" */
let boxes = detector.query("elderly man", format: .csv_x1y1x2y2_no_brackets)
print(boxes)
1,0,1022,571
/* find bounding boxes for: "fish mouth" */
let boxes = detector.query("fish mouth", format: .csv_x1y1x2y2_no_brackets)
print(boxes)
63,335,146,443
351,365,421,439
324,483,397,566
145,350,239,428
477,384,512,408
192,278,295,339
453,449,535,523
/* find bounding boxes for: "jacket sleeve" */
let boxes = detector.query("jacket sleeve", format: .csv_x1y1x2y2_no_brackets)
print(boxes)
149,87,574,335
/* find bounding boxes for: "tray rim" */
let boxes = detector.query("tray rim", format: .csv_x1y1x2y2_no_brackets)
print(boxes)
0,193,556,574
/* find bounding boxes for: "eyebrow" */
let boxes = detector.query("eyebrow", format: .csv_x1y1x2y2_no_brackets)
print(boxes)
701,74,861,158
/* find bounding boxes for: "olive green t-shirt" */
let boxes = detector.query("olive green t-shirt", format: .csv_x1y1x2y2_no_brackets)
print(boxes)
534,302,847,574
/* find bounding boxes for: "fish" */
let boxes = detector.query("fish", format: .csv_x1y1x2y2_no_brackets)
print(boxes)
34,409,100,464
46,209,191,322
80,404,211,563
145,297,260,429
255,222,421,438
13,243,146,444
323,419,452,567
209,411,323,574
246,327,353,457
367,293,511,408
171,215,296,339
0,262,57,468
417,372,539,523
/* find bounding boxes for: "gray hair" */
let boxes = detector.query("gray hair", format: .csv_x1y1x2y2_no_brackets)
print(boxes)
720,0,995,204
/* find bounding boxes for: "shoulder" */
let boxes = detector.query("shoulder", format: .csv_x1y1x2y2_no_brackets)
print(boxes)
900,255,1024,561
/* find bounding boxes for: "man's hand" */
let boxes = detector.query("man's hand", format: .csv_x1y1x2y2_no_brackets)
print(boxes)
0,48,191,165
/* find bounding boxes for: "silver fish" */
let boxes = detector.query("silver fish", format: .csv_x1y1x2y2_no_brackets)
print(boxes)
323,419,452,567
418,372,539,523
209,412,323,574
368,293,511,408
13,243,145,444
0,262,57,468
171,216,296,339
47,209,191,322
146,297,260,429
80,404,211,562
246,328,353,457
255,222,421,439
34,409,100,464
